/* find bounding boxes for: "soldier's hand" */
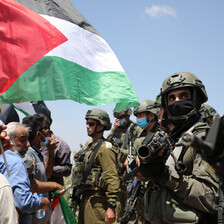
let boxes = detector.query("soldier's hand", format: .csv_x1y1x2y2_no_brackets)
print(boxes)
113,119,120,130
105,207,116,224
124,158,128,172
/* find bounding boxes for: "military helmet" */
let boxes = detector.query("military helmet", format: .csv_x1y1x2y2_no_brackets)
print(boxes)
113,108,132,118
200,104,217,120
134,100,158,116
85,109,111,130
160,72,208,107
154,94,162,109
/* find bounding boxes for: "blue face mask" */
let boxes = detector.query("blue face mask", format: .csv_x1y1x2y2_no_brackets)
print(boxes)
40,137,50,147
39,132,50,147
120,118,127,126
137,117,148,129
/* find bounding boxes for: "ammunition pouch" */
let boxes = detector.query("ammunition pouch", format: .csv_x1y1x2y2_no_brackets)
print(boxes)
85,167,107,190
144,186,201,223
72,162,85,186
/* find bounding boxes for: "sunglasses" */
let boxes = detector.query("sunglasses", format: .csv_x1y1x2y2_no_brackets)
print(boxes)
86,122,97,127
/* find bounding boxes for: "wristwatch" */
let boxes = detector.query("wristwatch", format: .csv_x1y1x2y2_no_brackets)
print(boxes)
108,201,117,209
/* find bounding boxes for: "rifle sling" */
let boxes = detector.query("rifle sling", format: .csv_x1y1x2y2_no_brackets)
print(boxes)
142,123,158,146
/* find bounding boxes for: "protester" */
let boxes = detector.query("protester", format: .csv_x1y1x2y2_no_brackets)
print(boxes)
40,130,72,186
0,173,19,224
0,122,50,224
22,115,64,224
0,124,18,224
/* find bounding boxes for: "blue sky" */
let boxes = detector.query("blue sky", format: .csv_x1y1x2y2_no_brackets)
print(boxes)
21,0,223,152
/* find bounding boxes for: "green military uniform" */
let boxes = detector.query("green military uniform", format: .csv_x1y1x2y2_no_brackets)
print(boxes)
77,138,119,224
106,108,143,222
71,109,119,224
144,122,219,223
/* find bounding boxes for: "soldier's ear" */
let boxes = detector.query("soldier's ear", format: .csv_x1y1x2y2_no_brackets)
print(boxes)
98,124,105,132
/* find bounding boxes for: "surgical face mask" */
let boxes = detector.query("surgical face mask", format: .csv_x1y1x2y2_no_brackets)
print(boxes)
120,118,127,126
39,132,50,147
136,117,148,129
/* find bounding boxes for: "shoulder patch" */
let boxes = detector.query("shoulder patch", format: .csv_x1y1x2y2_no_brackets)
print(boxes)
105,142,112,148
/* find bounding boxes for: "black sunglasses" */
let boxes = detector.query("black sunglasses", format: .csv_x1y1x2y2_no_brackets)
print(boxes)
86,122,97,127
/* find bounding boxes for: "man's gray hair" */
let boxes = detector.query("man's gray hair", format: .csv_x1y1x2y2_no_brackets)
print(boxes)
5,122,29,140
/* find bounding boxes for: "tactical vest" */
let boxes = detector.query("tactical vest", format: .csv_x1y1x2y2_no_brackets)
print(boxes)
144,122,210,224
72,141,113,191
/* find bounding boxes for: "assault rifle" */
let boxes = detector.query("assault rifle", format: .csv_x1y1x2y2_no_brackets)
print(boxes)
181,115,224,224
137,131,170,164
181,115,224,173
119,177,143,224
69,185,84,213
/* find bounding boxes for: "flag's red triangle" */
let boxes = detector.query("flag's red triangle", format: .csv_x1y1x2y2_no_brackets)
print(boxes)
0,0,68,94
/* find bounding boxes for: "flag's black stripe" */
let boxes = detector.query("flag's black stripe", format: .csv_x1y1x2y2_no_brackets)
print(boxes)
15,0,99,35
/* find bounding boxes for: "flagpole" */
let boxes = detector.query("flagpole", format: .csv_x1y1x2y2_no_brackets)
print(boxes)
0,140,10,176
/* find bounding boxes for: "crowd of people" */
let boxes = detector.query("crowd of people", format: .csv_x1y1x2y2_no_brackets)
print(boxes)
0,71,221,224
0,114,72,223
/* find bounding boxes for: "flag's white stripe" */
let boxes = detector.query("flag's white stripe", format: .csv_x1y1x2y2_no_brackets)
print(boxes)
42,15,124,73
13,102,36,115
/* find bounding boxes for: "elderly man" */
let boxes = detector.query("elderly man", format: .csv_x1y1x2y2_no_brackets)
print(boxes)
0,122,50,224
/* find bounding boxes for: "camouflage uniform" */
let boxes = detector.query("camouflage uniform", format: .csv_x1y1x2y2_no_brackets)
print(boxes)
125,100,159,224
200,103,217,126
139,72,219,223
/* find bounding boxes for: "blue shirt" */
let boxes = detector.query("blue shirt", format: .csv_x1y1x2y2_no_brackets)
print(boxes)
0,150,41,214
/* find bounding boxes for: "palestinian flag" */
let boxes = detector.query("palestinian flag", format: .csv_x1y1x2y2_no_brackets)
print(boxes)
0,0,139,110
51,190,78,224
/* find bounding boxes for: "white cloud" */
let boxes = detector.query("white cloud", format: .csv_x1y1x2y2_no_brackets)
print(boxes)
145,5,177,18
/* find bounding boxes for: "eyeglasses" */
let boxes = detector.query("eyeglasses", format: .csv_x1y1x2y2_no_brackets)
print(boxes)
86,122,96,127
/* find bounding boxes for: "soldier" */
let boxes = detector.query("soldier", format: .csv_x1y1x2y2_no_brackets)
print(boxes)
107,108,141,148
122,100,159,224
106,108,142,222
137,72,219,223
132,100,159,154
71,109,119,224
200,103,217,126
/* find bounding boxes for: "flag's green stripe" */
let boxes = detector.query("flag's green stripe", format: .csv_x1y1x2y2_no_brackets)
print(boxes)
11,104,30,116
0,56,139,107
59,196,78,224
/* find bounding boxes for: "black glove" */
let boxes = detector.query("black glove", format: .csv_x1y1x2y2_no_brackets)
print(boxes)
139,157,170,185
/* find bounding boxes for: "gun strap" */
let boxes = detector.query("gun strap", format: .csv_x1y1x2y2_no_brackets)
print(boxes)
123,123,135,150
142,123,158,146
82,139,104,184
